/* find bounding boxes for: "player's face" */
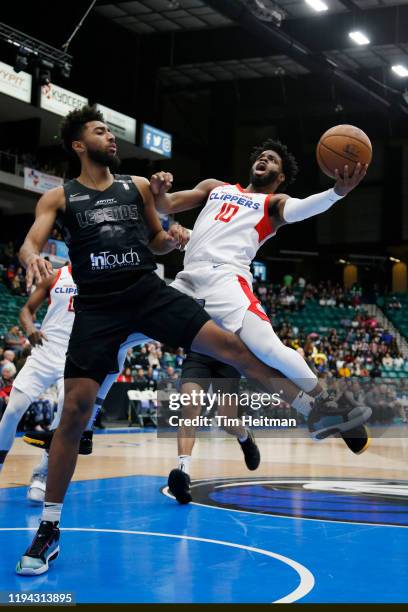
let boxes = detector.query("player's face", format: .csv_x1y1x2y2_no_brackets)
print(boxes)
250,149,285,188
76,121,120,170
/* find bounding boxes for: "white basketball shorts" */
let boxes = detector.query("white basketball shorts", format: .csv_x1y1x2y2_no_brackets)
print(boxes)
171,263,270,333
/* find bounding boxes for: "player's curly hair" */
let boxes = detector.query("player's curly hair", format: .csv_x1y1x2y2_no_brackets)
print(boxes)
250,138,298,187
60,104,105,155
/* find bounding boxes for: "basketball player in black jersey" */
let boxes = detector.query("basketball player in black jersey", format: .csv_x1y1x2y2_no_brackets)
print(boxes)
15,105,303,575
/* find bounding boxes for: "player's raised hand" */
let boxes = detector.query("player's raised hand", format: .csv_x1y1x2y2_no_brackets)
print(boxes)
334,162,368,196
167,223,191,251
28,330,48,347
25,254,53,291
150,171,173,197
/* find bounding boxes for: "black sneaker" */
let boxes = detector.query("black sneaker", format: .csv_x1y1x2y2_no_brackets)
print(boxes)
168,469,192,504
308,394,372,452
341,425,371,454
238,430,260,470
23,430,94,455
16,520,60,575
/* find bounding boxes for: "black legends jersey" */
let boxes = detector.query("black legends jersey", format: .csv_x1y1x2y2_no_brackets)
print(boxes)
59,175,156,295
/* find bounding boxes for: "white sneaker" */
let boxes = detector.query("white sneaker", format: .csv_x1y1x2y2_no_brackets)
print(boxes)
27,473,46,504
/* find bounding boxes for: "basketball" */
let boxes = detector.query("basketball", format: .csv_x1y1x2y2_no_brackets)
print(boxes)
316,124,372,179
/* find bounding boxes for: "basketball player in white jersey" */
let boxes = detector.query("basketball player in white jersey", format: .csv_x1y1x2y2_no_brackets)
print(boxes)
0,266,77,495
151,139,371,500
0,264,148,503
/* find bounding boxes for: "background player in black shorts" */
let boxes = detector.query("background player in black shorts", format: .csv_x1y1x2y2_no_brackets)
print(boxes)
16,105,296,575
168,352,260,504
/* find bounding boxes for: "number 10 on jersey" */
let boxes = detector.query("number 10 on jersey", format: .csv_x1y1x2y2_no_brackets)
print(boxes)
214,203,239,223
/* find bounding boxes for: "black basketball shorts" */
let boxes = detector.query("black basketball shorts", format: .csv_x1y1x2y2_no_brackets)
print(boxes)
65,272,210,384
180,351,241,395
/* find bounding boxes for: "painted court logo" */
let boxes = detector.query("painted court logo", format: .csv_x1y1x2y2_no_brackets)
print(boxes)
179,477,408,526
90,248,140,270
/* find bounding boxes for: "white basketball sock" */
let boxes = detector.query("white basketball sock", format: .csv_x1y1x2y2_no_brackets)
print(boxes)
178,455,191,475
42,502,63,524
292,391,314,417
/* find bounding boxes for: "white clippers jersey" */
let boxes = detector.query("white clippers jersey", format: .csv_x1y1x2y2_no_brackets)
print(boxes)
40,265,77,345
183,183,276,274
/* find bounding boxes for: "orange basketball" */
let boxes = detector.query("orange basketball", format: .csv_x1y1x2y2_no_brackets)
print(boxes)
316,125,372,179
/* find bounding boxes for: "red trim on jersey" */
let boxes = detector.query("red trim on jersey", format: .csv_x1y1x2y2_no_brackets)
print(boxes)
68,264,72,276
255,194,274,243
47,268,62,304
237,275,270,324
235,183,245,193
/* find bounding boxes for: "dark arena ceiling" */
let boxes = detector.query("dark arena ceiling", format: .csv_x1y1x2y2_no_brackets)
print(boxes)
94,0,408,117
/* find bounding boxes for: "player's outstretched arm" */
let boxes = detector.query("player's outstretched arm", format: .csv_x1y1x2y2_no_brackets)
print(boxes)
271,162,367,226
19,275,55,346
19,187,65,289
133,176,191,254
150,172,223,214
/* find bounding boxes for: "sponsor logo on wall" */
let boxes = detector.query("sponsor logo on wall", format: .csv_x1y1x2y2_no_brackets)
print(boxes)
0,61,32,103
40,83,88,117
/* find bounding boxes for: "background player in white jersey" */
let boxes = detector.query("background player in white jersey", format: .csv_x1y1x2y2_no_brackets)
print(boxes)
0,264,148,503
0,265,77,499
150,139,371,495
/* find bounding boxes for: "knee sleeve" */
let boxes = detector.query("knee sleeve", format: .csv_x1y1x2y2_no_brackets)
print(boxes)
239,311,318,393
0,388,32,451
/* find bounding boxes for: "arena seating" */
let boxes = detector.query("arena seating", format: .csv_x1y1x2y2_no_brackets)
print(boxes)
0,283,47,337
380,293,408,340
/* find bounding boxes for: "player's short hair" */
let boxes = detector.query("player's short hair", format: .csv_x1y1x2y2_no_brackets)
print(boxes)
250,138,298,187
60,104,105,154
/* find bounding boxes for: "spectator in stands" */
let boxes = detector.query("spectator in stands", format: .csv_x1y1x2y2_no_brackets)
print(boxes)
5,265,16,289
380,329,394,345
370,359,382,379
0,361,16,416
117,367,133,383
393,353,405,370
145,366,157,391
174,348,185,370
166,366,179,382
283,273,293,288
1,349,16,368
124,348,138,370
257,283,267,300
342,380,365,408
147,343,162,369
338,364,352,378
134,368,148,391
4,326,23,355
382,353,393,369
388,296,402,310
136,346,150,370
3,241,15,265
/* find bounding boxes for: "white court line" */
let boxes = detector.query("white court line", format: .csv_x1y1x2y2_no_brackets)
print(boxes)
162,484,408,529
0,527,314,604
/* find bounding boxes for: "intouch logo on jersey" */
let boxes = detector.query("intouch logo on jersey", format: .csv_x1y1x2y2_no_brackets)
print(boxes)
90,249,140,270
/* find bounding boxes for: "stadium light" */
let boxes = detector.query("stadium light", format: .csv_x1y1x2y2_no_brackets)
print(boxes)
0,22,72,80
392,64,408,78
349,31,370,46
389,257,401,263
305,0,328,12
